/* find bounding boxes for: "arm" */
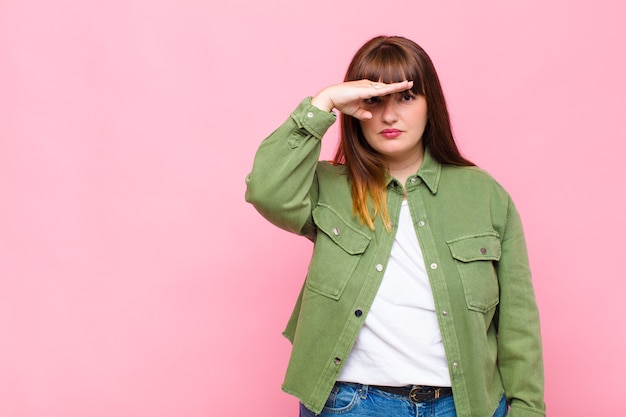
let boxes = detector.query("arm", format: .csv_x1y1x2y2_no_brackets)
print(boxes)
245,97,335,236
496,200,546,417
245,80,413,235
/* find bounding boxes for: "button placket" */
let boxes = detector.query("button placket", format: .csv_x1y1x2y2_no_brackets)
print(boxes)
407,185,464,381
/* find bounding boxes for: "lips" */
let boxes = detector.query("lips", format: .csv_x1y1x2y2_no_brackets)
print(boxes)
380,129,402,139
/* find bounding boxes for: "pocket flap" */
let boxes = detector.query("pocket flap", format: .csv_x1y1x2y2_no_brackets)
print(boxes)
447,233,501,262
312,204,370,255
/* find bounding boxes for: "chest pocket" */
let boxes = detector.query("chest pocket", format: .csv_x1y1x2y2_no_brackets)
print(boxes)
447,232,501,313
306,204,371,300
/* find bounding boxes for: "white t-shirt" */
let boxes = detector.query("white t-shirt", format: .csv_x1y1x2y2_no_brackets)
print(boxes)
337,200,451,386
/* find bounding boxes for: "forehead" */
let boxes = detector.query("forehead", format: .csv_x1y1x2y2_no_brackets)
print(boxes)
356,56,423,94
360,62,411,82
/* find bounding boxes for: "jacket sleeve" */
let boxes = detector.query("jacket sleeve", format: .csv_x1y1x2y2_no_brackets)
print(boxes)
496,199,546,417
245,97,337,238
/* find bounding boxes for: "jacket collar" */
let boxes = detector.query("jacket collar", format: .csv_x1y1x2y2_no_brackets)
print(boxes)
416,147,442,194
384,147,441,195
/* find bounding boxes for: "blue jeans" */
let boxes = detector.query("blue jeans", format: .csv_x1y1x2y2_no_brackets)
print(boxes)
299,382,508,417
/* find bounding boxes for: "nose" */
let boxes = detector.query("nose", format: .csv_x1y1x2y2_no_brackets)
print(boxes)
381,98,399,124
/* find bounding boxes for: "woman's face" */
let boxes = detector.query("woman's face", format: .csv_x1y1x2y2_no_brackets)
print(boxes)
359,90,428,165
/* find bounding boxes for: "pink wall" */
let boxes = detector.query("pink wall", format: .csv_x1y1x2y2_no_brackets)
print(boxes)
1,1,624,416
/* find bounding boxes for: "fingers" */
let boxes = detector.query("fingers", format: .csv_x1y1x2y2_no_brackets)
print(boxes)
363,79,413,96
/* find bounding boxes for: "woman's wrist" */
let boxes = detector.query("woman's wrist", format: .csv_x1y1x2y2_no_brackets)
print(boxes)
310,90,334,113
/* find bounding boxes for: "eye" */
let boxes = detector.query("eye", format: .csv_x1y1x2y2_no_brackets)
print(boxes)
399,92,416,102
363,96,382,105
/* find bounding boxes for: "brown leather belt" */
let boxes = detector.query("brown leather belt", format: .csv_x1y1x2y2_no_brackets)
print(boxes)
370,385,453,403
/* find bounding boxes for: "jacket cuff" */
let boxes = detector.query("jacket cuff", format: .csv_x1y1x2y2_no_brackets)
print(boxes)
290,97,337,139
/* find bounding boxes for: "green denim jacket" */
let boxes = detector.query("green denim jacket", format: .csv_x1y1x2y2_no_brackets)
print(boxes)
245,98,545,417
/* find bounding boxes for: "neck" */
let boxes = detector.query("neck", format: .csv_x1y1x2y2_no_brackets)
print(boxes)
386,148,425,187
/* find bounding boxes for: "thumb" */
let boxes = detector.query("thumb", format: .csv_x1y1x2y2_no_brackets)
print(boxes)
351,109,372,120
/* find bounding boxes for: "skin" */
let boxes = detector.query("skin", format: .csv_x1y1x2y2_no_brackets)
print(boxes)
311,80,427,188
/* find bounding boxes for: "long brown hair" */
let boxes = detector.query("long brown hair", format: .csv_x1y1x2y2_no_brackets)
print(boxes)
333,36,474,230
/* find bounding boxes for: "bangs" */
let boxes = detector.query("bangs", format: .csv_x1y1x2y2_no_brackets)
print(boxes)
350,46,424,95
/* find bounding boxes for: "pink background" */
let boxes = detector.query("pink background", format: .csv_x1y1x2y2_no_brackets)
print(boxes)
1,1,625,416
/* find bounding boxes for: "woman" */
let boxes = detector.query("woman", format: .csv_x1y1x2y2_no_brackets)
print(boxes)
245,35,545,417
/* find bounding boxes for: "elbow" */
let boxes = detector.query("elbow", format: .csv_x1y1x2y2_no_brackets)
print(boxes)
245,173,308,234
244,173,259,205
244,172,274,213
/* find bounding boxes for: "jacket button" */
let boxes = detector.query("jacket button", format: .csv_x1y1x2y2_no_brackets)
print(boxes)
333,357,342,365
430,263,438,269
307,112,314,118
333,227,340,236
355,309,363,317
480,247,487,254
376,264,383,272
441,310,449,317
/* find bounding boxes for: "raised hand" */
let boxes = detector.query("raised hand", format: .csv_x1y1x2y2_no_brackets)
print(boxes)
311,80,414,120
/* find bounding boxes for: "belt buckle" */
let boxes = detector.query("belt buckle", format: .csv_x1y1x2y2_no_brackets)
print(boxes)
409,386,439,403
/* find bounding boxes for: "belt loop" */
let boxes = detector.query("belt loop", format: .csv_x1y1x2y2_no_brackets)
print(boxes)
358,384,368,400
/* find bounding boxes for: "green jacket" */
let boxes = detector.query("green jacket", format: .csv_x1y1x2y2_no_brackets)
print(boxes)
245,97,545,417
